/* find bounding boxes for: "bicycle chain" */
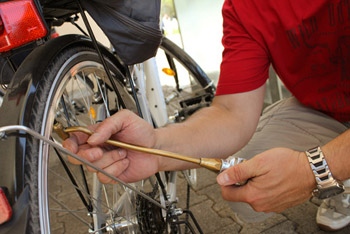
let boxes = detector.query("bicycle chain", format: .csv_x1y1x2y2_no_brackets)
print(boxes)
136,185,165,234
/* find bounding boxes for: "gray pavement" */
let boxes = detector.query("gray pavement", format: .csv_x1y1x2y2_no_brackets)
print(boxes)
176,168,350,234
50,157,350,233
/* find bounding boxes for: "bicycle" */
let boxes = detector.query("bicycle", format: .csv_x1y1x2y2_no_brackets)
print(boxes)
0,0,215,233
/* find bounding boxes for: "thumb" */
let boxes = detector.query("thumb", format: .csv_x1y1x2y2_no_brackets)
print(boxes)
217,160,255,186
87,131,106,145
87,109,135,145
87,115,122,145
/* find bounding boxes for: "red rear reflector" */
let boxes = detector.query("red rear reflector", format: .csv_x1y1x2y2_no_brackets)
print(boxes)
50,32,59,39
0,188,12,224
0,0,47,53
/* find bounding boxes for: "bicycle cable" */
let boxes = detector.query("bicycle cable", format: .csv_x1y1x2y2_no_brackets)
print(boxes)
0,125,166,211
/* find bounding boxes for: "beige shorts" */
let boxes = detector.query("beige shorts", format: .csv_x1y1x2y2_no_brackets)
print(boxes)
228,97,350,222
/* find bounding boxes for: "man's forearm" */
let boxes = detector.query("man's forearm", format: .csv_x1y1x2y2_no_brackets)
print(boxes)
322,128,350,181
155,106,247,171
155,87,266,172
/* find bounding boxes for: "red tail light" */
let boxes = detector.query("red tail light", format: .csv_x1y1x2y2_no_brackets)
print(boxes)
0,187,12,224
0,0,47,53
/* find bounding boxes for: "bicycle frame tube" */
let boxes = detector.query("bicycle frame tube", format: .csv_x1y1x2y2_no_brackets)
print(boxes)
131,64,153,123
132,58,179,206
143,58,168,127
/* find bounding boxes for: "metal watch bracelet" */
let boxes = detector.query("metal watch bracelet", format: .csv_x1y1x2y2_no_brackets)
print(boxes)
305,146,344,199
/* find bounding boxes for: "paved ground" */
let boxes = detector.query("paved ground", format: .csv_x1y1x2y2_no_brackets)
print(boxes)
51,164,350,233
176,168,350,234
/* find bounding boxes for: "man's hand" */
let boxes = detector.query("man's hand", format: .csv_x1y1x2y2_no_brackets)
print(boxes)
63,109,160,184
216,148,316,213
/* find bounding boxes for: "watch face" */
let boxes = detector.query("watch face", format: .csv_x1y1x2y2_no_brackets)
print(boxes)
316,186,345,199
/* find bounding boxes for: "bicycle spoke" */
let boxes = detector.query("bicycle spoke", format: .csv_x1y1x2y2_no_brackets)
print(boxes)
49,142,109,213
49,208,96,214
49,168,114,215
51,146,93,212
102,184,115,224
80,165,93,212
49,168,141,230
81,70,93,117
73,73,95,125
95,72,110,118
60,96,71,127
49,164,142,227
49,193,92,229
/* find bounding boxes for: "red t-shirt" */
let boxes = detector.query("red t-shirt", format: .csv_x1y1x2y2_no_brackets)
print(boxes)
216,0,350,121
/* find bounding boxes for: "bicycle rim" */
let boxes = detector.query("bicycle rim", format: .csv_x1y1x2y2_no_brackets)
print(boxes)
29,47,162,233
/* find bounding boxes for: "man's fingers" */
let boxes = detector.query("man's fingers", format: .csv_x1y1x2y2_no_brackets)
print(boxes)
217,160,257,186
62,135,79,153
97,159,130,184
63,124,99,152
87,110,132,145
220,184,250,203
86,149,127,172
220,183,265,211
67,146,102,165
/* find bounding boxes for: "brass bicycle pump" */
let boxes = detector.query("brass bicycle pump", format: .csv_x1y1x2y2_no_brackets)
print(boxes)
54,123,245,174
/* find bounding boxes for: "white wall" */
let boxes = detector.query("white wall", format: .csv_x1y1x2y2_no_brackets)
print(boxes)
174,0,224,82
56,2,225,83
55,14,110,47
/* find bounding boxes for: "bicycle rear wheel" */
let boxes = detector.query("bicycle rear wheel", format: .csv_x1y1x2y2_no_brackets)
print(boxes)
23,46,164,233
22,36,215,233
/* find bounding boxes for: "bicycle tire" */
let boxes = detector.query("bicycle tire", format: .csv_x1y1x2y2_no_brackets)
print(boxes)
160,37,214,95
22,45,160,233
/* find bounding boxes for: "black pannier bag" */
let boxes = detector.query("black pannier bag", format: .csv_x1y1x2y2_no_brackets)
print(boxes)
80,0,162,65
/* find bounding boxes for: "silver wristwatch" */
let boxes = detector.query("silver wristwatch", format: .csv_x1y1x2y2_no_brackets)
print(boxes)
305,146,344,199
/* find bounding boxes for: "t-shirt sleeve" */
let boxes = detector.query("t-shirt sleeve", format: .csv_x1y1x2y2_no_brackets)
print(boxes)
216,0,270,95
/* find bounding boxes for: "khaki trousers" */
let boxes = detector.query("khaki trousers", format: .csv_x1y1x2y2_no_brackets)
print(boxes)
228,97,350,222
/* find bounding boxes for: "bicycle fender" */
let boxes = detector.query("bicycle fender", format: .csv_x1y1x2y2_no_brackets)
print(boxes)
0,34,122,228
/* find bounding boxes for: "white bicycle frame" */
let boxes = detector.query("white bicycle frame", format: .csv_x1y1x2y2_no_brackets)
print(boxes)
131,56,178,205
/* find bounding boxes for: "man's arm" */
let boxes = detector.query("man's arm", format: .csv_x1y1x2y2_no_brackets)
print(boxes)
156,84,266,171
215,125,350,213
64,84,266,182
